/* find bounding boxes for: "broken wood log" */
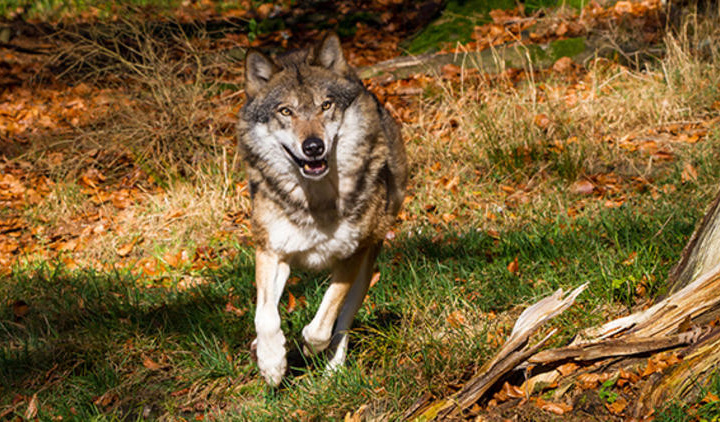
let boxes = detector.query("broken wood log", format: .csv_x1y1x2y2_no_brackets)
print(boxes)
407,186,720,420
356,38,593,81
411,284,587,420
666,188,720,295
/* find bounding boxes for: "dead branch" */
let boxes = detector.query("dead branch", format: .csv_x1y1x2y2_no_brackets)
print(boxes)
411,284,587,420
408,186,720,420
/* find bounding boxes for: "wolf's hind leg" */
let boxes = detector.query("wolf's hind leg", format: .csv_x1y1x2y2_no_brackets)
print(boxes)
326,242,381,372
254,249,290,386
302,245,375,355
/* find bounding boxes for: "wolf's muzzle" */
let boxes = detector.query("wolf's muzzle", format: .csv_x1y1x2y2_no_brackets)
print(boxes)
281,142,329,179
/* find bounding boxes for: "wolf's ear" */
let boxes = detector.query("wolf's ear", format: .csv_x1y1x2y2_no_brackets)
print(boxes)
245,50,277,98
314,33,350,75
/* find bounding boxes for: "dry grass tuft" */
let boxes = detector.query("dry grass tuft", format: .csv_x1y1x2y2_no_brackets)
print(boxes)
50,17,241,181
402,5,720,232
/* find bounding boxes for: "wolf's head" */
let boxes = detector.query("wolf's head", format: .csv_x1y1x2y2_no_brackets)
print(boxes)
240,34,362,181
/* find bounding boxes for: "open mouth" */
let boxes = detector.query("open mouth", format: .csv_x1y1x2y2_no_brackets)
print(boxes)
282,145,328,178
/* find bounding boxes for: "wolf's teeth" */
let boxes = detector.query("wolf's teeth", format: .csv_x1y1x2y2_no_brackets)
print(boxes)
304,164,311,171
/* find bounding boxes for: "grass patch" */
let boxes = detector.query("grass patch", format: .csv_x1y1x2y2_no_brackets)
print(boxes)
405,0,517,54
0,183,713,418
2,3,720,420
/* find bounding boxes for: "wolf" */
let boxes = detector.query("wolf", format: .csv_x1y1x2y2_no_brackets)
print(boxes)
237,33,407,386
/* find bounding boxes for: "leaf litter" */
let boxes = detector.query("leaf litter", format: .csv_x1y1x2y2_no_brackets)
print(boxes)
1,0,719,419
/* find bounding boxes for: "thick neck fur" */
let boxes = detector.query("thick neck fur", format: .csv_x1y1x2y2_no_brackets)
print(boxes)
297,160,340,225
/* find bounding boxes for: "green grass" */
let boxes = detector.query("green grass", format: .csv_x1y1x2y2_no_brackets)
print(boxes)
654,371,720,421
1,177,712,419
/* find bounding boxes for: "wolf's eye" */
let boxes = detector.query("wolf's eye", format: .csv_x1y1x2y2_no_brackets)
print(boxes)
321,100,333,111
278,107,292,116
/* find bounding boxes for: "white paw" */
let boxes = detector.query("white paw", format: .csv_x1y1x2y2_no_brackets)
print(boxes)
256,333,287,387
324,356,345,374
324,334,348,374
302,325,331,355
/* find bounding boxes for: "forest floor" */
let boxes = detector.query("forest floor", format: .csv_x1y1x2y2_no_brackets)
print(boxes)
1,0,720,420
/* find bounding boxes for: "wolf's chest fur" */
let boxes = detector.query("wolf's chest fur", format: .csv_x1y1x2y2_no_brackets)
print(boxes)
263,213,361,269
255,175,369,270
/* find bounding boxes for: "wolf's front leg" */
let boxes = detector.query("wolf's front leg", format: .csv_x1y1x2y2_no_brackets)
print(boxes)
254,248,290,386
302,246,373,357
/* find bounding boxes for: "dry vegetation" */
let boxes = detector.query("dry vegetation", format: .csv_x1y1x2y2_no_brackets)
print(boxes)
1,2,717,274
2,1,720,420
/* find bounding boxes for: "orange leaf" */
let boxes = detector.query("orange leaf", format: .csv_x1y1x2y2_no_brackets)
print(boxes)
501,381,526,399
577,373,604,389
557,362,579,376
622,251,637,266
225,302,247,317
117,238,138,257
507,256,519,275
24,394,38,420
446,310,466,328
369,272,381,289
681,162,698,183
552,56,573,73
534,113,551,130
614,0,633,14
607,396,628,414
702,391,720,404
287,292,297,313
570,179,594,195
536,397,572,415
164,251,180,268
142,356,162,371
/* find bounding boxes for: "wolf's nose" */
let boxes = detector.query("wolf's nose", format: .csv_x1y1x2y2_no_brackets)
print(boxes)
302,137,324,157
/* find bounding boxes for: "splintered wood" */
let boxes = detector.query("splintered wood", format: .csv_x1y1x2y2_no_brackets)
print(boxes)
409,187,720,420
413,284,587,419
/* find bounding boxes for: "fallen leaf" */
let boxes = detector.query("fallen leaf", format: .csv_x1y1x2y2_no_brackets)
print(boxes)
557,362,579,376
117,238,138,257
577,373,607,389
225,302,247,317
441,63,462,78
163,251,180,268
344,404,368,422
552,56,573,73
614,0,633,15
507,256,519,275
622,251,637,266
171,387,190,397
256,3,274,19
570,179,594,195
681,162,698,183
607,396,628,414
142,356,162,371
446,310,466,328
536,397,572,415
12,300,29,319
701,391,720,404
534,113,551,130
286,292,297,313
555,22,569,37
502,381,526,399
369,271,381,288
